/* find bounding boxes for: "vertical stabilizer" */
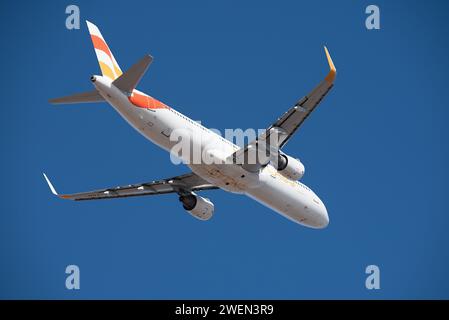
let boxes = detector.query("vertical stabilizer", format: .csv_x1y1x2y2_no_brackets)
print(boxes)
86,20,123,80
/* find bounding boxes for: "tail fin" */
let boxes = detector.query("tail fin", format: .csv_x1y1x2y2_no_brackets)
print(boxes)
86,20,123,81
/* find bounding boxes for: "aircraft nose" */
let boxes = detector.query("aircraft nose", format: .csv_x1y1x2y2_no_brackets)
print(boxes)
318,204,329,228
311,201,329,229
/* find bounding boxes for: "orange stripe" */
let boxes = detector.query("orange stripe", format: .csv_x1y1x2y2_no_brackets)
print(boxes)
91,35,112,59
152,98,169,109
129,92,169,109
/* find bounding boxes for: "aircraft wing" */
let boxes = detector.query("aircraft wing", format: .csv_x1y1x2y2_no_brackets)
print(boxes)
43,172,218,201
232,47,336,169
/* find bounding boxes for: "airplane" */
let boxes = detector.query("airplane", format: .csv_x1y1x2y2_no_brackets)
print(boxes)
44,21,336,228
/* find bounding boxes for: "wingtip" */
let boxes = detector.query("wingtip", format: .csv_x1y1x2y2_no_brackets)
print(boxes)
143,54,154,63
324,46,337,83
43,172,58,196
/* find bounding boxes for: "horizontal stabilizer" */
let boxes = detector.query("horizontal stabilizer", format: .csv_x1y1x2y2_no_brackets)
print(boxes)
112,55,153,93
49,90,105,104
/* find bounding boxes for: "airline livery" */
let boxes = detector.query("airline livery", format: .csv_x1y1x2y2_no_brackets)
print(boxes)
44,21,337,228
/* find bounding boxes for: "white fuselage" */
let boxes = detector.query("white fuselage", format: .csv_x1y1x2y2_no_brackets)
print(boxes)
93,76,329,228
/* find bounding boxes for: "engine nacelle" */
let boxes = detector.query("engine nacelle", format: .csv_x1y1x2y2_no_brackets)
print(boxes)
179,193,214,220
275,154,305,180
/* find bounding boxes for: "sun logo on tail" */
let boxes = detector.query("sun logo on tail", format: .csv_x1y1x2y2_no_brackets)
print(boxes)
86,21,122,80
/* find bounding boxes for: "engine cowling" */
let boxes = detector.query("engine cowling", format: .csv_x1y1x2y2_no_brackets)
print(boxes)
275,154,305,180
179,193,214,220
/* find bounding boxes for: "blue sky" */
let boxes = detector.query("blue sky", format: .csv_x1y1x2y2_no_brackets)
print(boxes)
1,0,449,299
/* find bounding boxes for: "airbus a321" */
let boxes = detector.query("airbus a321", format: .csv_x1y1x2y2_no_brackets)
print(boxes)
44,21,337,228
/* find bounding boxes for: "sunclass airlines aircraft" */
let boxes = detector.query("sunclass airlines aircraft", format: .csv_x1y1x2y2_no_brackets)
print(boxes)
44,21,336,228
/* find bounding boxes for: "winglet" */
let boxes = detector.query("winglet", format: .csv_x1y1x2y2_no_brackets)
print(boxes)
43,173,58,196
324,46,337,83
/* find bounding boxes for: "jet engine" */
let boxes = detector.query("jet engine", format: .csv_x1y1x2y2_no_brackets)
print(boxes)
179,193,214,220
274,154,305,180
